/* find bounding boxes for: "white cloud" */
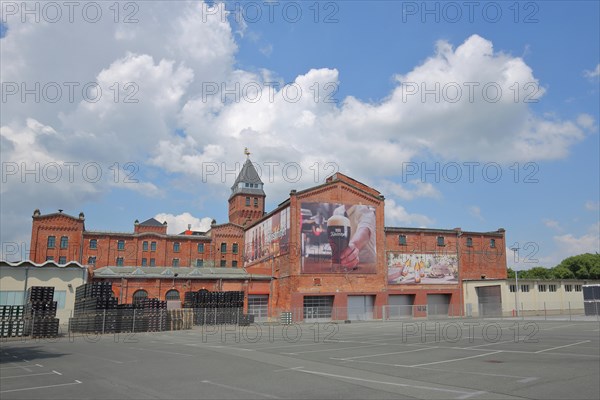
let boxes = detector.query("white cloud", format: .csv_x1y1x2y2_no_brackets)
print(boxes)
469,206,484,221
585,200,600,211
154,213,214,235
542,218,562,231
384,199,433,227
379,180,441,201
584,64,600,79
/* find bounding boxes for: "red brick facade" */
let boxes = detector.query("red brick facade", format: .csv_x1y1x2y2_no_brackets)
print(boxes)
28,163,507,319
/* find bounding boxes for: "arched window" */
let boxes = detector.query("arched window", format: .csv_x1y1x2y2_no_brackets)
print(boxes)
165,289,180,301
132,290,148,304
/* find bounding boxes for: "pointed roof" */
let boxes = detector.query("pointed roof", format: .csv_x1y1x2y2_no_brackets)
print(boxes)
139,217,165,227
230,158,266,198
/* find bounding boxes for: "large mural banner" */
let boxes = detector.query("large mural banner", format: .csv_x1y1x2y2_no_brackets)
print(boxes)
300,202,377,274
388,253,458,284
244,208,290,266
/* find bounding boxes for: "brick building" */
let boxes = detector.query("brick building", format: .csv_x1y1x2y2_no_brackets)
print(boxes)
28,156,507,320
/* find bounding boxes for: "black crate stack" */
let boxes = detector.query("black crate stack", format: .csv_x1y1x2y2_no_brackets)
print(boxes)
0,305,25,338
70,282,118,333
183,290,253,325
135,298,167,332
24,286,59,338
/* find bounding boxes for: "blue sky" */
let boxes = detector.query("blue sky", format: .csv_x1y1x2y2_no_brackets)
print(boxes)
1,1,598,269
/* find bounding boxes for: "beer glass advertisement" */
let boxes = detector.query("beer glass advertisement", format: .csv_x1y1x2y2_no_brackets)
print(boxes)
244,208,290,266
300,202,377,274
387,253,458,284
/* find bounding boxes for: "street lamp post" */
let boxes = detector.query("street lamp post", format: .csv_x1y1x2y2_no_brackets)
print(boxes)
511,247,519,317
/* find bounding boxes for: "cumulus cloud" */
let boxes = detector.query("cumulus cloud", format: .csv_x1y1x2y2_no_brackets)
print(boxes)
584,64,600,79
585,201,600,211
379,180,441,201
384,199,433,227
154,213,214,235
469,206,484,221
542,218,562,231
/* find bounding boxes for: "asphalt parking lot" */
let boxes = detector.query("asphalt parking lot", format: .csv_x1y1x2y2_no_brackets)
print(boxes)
1,319,599,399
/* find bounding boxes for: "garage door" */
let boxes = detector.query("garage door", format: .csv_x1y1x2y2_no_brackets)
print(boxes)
476,286,502,317
427,294,451,316
348,295,375,321
247,295,269,322
387,294,415,319
303,296,334,322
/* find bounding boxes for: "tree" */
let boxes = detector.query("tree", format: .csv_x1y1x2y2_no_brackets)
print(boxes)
589,265,600,280
556,253,600,278
525,266,553,279
551,266,576,280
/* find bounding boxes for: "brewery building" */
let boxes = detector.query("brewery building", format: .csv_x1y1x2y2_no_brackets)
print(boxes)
26,156,507,321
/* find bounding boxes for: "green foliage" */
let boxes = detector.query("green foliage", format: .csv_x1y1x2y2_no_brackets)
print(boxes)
550,266,576,280
507,253,600,280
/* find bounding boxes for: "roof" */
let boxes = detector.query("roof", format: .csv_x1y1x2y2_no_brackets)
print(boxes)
0,259,87,269
230,159,266,198
93,266,271,280
139,218,166,227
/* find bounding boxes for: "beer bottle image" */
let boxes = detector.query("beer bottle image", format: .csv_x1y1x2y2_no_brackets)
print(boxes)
327,214,351,266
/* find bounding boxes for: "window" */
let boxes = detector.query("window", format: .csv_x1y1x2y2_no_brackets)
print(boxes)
150,258,156,267
398,235,407,245
173,242,180,252
575,285,582,292
90,239,97,249
58,256,66,264
88,256,96,265
117,240,125,250
143,241,148,251
538,284,547,292
549,284,557,292
509,284,517,293
60,236,68,249
0,291,25,306
198,243,205,253
46,256,54,261
116,257,124,266
172,258,179,267
165,290,180,301
466,237,473,247
565,284,573,292
232,260,238,268
490,239,496,248
437,236,445,246
220,260,226,267
47,236,56,248
53,291,66,309
141,258,147,266
151,241,157,251
196,259,204,267
221,243,227,253
520,284,529,293
254,197,258,207
232,243,239,254
245,197,250,206
133,290,148,304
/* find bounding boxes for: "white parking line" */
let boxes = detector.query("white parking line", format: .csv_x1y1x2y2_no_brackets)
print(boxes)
283,344,384,355
201,380,279,398
296,369,485,399
332,346,435,361
127,346,193,357
1,371,60,380
407,351,502,367
535,340,591,353
0,380,82,393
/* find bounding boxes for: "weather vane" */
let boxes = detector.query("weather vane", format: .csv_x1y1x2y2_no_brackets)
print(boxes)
244,147,251,158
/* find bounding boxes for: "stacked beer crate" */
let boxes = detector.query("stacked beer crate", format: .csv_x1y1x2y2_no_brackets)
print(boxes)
24,286,59,338
183,289,253,325
70,282,118,333
0,305,25,337
134,298,167,332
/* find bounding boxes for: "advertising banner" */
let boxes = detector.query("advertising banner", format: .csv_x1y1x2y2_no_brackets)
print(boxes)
300,202,377,274
244,208,290,266
388,252,458,284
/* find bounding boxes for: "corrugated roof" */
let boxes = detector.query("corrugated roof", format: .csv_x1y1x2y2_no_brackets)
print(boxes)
93,266,271,280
